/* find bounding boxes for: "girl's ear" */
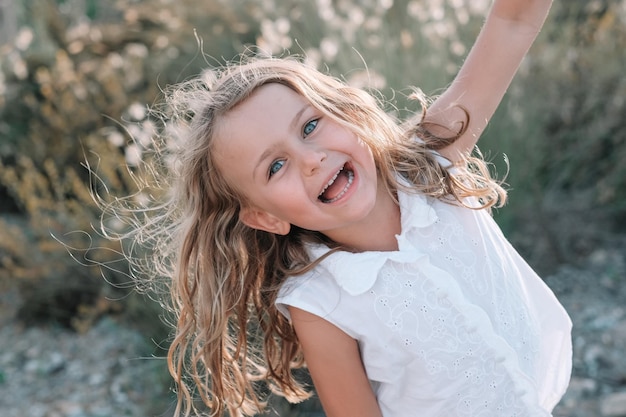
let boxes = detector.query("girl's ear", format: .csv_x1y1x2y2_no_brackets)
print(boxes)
239,207,291,235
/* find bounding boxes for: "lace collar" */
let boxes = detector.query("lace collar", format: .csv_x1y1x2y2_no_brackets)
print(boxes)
308,190,438,295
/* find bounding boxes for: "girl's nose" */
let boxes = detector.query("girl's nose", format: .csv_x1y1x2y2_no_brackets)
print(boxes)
301,149,327,176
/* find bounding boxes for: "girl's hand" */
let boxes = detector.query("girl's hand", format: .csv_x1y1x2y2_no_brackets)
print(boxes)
426,0,553,162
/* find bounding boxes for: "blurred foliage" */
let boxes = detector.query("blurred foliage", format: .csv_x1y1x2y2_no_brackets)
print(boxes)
0,0,624,327
0,0,624,414
484,1,626,266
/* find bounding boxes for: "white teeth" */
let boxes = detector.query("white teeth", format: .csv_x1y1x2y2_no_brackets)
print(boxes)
326,170,354,203
319,167,343,197
318,169,354,203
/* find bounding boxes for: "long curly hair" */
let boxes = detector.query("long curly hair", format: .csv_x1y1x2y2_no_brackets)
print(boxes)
112,55,506,417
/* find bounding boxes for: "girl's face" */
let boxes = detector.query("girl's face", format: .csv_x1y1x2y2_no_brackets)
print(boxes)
213,83,391,245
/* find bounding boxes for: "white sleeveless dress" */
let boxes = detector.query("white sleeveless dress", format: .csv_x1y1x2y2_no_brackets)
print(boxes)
276,187,572,417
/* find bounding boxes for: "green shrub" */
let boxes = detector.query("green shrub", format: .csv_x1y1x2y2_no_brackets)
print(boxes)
482,1,626,269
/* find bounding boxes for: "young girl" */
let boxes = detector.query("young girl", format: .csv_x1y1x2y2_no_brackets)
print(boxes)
121,0,572,416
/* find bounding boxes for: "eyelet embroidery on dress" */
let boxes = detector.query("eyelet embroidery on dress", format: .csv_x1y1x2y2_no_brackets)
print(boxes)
412,202,542,378
277,191,565,416
367,243,545,415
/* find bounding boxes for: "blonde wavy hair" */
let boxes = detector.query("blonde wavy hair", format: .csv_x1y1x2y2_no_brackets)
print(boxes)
113,55,506,417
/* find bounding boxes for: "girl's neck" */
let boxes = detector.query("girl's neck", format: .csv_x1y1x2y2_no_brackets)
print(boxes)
327,185,401,253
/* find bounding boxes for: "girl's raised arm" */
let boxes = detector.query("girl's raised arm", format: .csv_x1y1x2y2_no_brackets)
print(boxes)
427,0,553,162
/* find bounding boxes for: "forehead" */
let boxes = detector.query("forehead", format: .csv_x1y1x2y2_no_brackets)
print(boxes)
214,83,307,147
233,82,305,120
211,83,309,178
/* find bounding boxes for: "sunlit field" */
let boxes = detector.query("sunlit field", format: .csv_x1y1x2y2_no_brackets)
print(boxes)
0,1,624,415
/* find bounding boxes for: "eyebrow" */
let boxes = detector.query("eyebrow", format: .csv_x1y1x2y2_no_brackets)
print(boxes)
289,103,310,133
253,103,310,180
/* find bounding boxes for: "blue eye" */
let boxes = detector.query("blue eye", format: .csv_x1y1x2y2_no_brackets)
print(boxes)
269,160,285,178
303,119,318,137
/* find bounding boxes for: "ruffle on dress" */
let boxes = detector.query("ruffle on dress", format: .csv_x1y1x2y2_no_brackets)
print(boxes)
307,190,438,296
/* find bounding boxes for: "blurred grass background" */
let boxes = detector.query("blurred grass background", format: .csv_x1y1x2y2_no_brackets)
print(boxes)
0,0,624,415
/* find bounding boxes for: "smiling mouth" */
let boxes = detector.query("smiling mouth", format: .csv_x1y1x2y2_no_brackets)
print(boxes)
318,164,355,204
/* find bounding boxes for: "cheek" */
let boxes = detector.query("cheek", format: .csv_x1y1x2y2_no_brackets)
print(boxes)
359,142,378,173
354,135,375,158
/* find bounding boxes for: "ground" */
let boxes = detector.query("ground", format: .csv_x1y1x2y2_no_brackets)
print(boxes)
0,237,625,417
